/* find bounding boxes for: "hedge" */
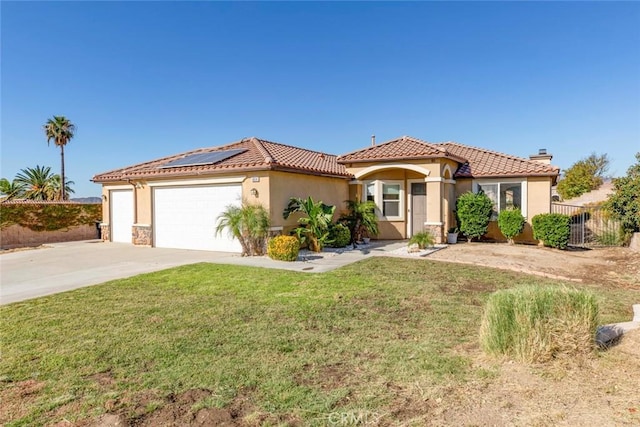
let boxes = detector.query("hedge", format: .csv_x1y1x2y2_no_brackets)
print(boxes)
532,213,571,249
0,203,102,232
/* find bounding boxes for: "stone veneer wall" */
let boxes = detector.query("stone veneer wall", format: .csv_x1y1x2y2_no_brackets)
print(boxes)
100,224,111,241
132,225,152,246
426,224,444,244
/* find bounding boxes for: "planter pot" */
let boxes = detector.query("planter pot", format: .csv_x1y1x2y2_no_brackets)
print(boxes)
447,233,458,244
362,237,371,244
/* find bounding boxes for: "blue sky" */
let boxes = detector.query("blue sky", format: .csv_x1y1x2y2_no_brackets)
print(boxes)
2,1,639,197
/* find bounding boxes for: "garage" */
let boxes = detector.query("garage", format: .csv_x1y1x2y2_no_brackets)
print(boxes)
110,189,133,243
153,184,242,252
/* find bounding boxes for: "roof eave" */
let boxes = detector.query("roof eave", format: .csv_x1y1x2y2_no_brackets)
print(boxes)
93,164,353,183
455,172,560,179
337,154,466,165
270,164,353,179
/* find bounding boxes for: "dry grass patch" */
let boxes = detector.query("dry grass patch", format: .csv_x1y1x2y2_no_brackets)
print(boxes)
480,286,599,363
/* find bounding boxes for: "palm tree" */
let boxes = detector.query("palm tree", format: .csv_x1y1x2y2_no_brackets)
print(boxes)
44,115,76,200
216,202,270,256
0,178,26,200
14,165,59,201
282,196,336,252
339,200,379,245
50,175,75,201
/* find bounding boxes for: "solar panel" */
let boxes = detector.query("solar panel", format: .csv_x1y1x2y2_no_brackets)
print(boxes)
159,149,247,168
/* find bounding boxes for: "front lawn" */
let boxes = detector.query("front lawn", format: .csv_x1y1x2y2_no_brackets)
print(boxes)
1,258,637,426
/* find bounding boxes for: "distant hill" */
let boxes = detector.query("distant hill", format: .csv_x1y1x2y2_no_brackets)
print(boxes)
71,197,102,204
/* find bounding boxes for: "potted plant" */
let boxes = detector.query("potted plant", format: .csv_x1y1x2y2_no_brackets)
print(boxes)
447,226,459,244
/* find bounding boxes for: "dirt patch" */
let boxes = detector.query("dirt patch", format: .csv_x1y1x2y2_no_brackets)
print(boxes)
296,362,351,391
87,387,300,427
0,379,46,424
86,370,116,389
437,336,640,426
365,331,640,426
428,243,640,288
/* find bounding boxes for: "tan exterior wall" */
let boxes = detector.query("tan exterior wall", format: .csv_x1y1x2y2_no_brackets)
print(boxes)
481,177,552,243
378,221,405,239
268,171,350,231
135,185,152,225
454,178,472,198
241,171,271,210
527,177,552,220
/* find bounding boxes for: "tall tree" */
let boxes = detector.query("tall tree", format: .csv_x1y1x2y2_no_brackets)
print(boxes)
14,165,60,201
556,153,610,200
44,115,76,200
605,153,640,233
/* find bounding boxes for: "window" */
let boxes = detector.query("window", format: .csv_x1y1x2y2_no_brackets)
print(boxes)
382,183,400,217
362,180,404,220
365,182,375,202
476,180,525,220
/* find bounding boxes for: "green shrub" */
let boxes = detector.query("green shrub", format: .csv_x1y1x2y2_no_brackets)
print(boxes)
497,208,525,244
327,223,351,248
532,213,571,249
456,191,493,242
408,231,435,249
0,202,101,231
479,286,598,363
267,235,300,261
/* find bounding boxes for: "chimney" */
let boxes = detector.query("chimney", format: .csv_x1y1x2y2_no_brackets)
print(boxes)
529,148,553,165
371,134,376,146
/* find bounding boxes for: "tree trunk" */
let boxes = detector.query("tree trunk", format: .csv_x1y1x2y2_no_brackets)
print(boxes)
60,144,66,200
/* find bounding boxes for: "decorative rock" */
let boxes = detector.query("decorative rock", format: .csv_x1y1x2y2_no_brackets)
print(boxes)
596,303,640,346
407,243,421,253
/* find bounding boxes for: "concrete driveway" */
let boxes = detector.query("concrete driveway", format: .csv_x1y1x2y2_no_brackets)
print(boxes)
0,241,234,305
0,240,408,305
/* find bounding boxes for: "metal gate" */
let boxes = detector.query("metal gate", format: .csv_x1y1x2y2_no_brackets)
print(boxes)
551,203,623,247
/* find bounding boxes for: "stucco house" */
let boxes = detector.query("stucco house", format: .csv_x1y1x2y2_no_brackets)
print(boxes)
92,136,559,251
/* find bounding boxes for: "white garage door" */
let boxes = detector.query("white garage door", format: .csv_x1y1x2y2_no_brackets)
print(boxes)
153,184,242,252
111,190,133,243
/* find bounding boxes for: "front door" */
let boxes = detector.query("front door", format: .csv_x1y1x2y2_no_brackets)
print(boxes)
411,182,427,236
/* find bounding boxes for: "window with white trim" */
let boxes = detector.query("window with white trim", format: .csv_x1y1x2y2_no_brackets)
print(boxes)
362,180,404,220
475,180,527,220
382,183,401,217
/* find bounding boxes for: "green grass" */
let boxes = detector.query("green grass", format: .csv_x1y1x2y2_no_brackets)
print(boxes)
0,258,636,425
480,286,599,362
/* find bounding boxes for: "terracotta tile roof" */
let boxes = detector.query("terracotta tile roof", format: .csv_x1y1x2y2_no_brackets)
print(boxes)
92,137,351,182
337,135,467,164
438,142,560,178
